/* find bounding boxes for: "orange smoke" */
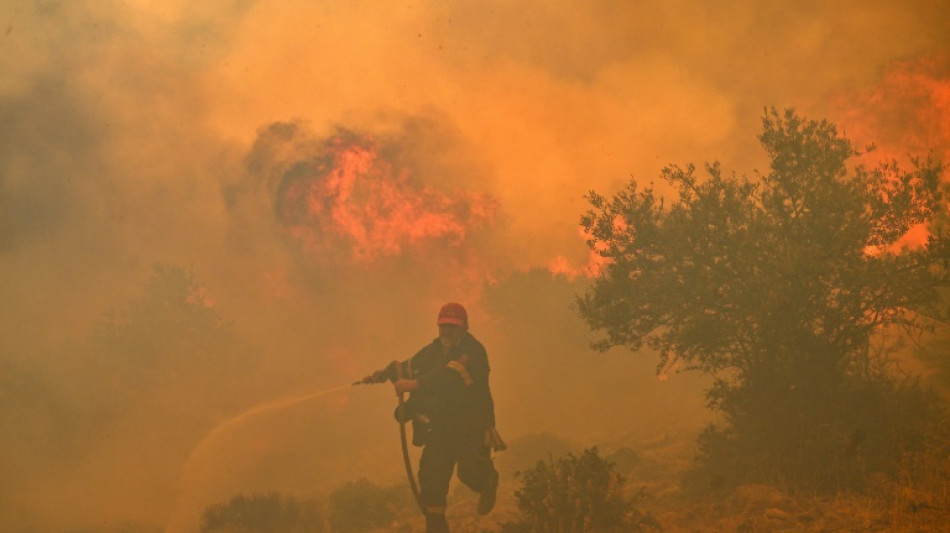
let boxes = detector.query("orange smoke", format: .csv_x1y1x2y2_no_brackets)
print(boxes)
264,126,497,264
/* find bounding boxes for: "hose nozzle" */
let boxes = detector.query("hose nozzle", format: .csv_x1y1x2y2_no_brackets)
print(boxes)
353,373,385,386
354,361,399,386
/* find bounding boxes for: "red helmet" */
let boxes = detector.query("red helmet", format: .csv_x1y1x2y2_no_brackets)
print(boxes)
437,302,468,329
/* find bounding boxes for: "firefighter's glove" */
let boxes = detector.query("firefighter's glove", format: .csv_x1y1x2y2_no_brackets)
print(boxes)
362,361,398,384
394,378,419,395
353,361,395,385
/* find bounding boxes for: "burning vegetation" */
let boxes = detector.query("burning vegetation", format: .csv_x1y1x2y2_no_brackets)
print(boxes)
3,2,950,530
182,107,950,533
837,53,950,165
241,121,497,266
580,107,949,489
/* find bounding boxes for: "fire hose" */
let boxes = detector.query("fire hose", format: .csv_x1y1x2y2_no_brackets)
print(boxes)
396,391,426,515
353,375,426,516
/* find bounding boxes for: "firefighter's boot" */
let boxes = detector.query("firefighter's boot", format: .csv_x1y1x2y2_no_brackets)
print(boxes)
477,469,498,515
425,510,449,533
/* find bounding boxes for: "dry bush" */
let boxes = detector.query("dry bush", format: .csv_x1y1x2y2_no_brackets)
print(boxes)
500,447,658,533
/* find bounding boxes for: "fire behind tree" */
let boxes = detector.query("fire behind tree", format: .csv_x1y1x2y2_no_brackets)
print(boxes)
834,53,950,254
577,108,950,493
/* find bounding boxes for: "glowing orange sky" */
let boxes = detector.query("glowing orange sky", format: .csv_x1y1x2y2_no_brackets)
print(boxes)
2,1,950,531
204,1,950,272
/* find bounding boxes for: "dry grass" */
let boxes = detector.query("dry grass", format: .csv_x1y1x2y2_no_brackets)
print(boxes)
344,420,950,533
442,429,950,533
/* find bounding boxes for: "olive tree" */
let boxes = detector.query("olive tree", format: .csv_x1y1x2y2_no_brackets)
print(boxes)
578,108,949,491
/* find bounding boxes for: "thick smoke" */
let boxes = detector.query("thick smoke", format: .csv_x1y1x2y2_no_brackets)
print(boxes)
1,0,948,531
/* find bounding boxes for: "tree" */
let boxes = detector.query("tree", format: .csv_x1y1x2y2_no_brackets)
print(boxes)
577,108,949,491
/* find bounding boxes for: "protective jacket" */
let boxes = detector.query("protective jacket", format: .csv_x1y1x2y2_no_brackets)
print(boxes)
392,332,496,441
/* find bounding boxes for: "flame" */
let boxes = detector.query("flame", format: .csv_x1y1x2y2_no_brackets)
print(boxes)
269,128,497,264
547,250,610,280
836,54,950,163
546,227,612,280
833,54,950,252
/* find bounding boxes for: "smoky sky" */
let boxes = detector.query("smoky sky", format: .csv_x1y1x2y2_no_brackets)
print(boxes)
2,0,949,531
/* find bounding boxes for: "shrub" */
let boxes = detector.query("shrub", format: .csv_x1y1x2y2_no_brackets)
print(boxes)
327,478,411,532
501,447,657,533
686,373,947,494
199,492,325,533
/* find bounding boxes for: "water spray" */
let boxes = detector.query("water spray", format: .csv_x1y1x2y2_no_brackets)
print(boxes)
209,384,353,436
166,383,353,533
167,373,425,533
182,383,353,466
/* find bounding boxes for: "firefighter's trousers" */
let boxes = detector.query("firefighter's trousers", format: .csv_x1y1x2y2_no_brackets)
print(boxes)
418,427,496,533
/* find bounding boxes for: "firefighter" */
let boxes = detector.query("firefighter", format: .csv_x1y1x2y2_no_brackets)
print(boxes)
370,302,504,533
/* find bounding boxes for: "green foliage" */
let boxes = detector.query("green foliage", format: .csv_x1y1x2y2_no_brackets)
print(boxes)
200,492,325,533
501,447,657,533
688,374,945,492
578,108,950,491
327,478,411,532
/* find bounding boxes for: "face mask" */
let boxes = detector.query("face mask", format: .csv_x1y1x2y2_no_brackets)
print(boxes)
440,335,457,349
